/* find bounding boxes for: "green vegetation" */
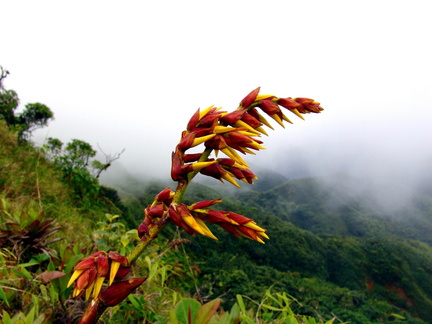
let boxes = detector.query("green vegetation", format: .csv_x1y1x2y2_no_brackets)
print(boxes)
2,67,432,323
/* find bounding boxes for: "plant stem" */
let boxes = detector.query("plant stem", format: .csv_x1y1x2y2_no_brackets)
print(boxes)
173,148,213,204
127,147,213,265
126,220,167,264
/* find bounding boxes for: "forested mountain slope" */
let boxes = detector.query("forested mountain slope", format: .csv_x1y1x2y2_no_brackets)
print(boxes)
106,170,432,322
238,175,432,244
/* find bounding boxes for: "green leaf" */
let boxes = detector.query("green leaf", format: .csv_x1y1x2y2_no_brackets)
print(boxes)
24,306,35,324
18,260,39,268
127,294,140,309
170,308,179,324
11,267,32,280
260,303,284,311
194,298,221,324
49,284,58,303
236,294,246,314
174,298,202,324
390,313,405,320
0,287,10,307
2,310,12,324
32,314,46,324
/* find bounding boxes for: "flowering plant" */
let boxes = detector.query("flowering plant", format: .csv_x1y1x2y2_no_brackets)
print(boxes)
67,87,323,323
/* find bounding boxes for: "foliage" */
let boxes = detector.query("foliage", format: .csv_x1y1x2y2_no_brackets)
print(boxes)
3,71,432,324
0,66,54,143
0,198,61,263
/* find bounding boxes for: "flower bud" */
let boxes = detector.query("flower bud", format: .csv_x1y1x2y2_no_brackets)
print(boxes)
138,220,150,238
101,278,147,307
240,87,260,108
187,109,200,130
220,110,245,125
189,199,223,210
96,254,109,278
156,187,174,202
146,204,165,218
108,251,129,267
76,267,97,290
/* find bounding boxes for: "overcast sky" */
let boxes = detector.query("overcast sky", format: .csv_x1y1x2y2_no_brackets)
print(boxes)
2,1,432,197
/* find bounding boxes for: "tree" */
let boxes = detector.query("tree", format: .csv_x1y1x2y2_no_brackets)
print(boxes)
0,66,54,142
0,66,19,125
18,102,54,141
91,145,125,178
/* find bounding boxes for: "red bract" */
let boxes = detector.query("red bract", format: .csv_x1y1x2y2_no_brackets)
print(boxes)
241,112,263,129
155,187,173,202
177,133,196,151
101,278,146,307
169,205,195,235
189,199,222,210
277,97,302,110
146,204,165,218
200,163,227,180
96,255,109,277
258,99,281,116
108,251,129,267
220,110,245,125
295,97,323,113
183,153,203,163
171,152,186,181
187,109,200,130
204,135,228,150
76,267,97,290
198,109,223,126
240,87,260,108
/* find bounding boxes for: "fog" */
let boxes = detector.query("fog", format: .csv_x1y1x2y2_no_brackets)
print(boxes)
2,1,432,213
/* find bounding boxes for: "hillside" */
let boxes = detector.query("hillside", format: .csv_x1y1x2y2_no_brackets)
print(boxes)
102,170,432,323
3,118,432,323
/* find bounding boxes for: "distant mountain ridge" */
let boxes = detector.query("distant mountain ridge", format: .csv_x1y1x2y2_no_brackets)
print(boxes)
237,173,432,244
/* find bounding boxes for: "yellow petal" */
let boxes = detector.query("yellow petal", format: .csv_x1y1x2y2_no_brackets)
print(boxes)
67,270,84,288
255,126,269,136
182,215,206,236
85,281,95,301
255,94,275,101
231,161,248,169
256,237,266,244
259,232,270,240
195,218,218,240
290,108,305,120
109,261,121,285
256,114,274,130
92,276,105,299
191,161,217,171
240,147,257,155
282,114,293,124
247,141,266,150
222,172,241,188
237,130,261,137
233,120,261,135
270,114,285,128
221,147,248,166
73,287,82,298
214,126,235,134
191,134,216,147
243,221,266,232
199,105,214,119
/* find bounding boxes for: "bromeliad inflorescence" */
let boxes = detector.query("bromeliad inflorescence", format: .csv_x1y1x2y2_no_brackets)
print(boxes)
141,87,323,243
68,87,323,323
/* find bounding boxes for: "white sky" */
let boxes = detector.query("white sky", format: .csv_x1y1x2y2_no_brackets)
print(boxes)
2,1,432,189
